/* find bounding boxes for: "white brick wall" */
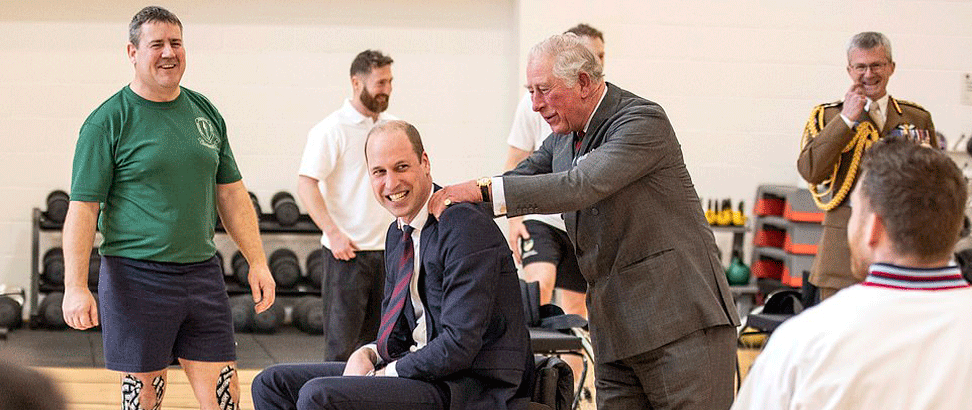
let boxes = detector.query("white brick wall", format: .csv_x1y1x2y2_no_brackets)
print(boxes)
2,0,971,294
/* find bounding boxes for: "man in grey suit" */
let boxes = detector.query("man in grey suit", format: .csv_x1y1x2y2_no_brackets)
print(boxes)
431,33,740,409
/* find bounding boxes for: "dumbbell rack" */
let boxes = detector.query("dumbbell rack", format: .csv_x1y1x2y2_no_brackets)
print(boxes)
28,205,328,325
29,207,78,324
217,212,323,297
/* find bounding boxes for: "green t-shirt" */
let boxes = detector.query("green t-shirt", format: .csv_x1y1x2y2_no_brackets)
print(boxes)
71,86,242,263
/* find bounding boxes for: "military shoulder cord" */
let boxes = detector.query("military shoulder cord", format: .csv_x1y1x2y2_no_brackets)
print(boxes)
801,105,880,211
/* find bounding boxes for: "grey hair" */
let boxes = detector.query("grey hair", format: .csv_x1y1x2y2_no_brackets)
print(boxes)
847,31,893,63
528,33,604,87
129,6,182,46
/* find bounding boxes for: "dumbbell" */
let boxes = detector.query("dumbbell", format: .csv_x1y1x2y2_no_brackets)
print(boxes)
306,249,324,288
249,191,262,216
42,248,65,285
230,295,284,333
232,251,249,286
42,248,100,286
271,192,300,226
0,293,23,330
230,295,253,332
292,297,324,335
253,302,285,333
45,190,70,223
38,292,67,329
269,248,301,288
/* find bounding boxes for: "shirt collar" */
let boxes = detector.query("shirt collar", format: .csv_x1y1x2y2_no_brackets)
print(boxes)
397,189,432,235
862,262,970,291
865,94,890,117
582,84,608,134
339,98,389,125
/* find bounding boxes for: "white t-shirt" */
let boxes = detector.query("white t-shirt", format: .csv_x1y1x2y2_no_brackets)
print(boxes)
298,99,396,250
734,263,972,410
506,92,565,231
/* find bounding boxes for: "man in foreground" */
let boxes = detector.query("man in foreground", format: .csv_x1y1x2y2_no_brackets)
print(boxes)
736,138,972,409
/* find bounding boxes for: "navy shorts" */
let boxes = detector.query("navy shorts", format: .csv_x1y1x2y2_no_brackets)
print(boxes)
520,220,587,293
99,255,236,373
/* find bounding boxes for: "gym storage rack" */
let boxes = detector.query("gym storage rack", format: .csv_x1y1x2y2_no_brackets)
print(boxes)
751,185,823,292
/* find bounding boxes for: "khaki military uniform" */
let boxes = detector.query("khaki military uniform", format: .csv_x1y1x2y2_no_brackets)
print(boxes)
797,96,935,297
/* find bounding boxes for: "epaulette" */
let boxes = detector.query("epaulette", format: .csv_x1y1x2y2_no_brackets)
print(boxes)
820,100,842,109
893,98,929,113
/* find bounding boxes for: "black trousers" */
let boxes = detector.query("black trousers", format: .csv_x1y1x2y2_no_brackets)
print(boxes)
251,362,448,410
320,248,385,361
595,325,736,410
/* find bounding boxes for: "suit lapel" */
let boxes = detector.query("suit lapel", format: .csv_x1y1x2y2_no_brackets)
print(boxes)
565,83,620,242
418,209,438,338
577,83,620,155
419,216,436,282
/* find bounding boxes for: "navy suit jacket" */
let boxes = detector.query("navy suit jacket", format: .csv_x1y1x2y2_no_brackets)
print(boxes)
381,201,531,410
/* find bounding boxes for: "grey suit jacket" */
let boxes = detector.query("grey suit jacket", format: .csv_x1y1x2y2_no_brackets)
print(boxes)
503,83,740,362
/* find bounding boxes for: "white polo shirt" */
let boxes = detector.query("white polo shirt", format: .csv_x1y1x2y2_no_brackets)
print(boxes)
298,99,396,250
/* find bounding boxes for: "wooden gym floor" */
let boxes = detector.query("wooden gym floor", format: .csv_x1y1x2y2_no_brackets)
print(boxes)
1,328,760,409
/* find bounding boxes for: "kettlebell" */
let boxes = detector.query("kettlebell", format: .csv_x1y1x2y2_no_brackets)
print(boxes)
725,251,751,286
705,199,717,225
732,201,747,226
717,199,733,226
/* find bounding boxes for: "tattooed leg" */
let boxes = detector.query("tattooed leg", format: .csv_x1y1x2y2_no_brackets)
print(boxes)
122,374,165,410
121,375,142,410
180,359,240,410
215,365,236,410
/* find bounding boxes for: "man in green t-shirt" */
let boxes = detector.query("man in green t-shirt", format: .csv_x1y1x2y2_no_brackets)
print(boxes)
61,6,275,410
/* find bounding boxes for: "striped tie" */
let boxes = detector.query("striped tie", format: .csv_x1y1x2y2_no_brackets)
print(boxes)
377,225,414,362
574,130,585,152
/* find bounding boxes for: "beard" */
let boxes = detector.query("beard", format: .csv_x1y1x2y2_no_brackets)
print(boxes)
359,85,389,114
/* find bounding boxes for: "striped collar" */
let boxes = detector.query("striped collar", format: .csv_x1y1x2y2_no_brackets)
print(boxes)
862,263,970,291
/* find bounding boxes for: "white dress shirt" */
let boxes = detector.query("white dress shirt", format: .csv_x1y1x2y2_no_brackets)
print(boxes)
365,190,433,377
839,94,889,131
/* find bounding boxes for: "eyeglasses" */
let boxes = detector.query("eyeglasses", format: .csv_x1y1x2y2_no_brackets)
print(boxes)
850,62,890,74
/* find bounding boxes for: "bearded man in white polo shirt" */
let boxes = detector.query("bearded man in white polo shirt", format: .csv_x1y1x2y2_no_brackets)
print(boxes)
297,50,396,361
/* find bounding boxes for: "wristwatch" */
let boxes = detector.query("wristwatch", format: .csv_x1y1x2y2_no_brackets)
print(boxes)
477,177,492,202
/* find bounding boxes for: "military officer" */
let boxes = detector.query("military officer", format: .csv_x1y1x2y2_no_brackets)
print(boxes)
798,31,935,300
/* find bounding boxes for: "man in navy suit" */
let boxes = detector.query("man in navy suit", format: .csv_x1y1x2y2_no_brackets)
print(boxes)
251,120,531,410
